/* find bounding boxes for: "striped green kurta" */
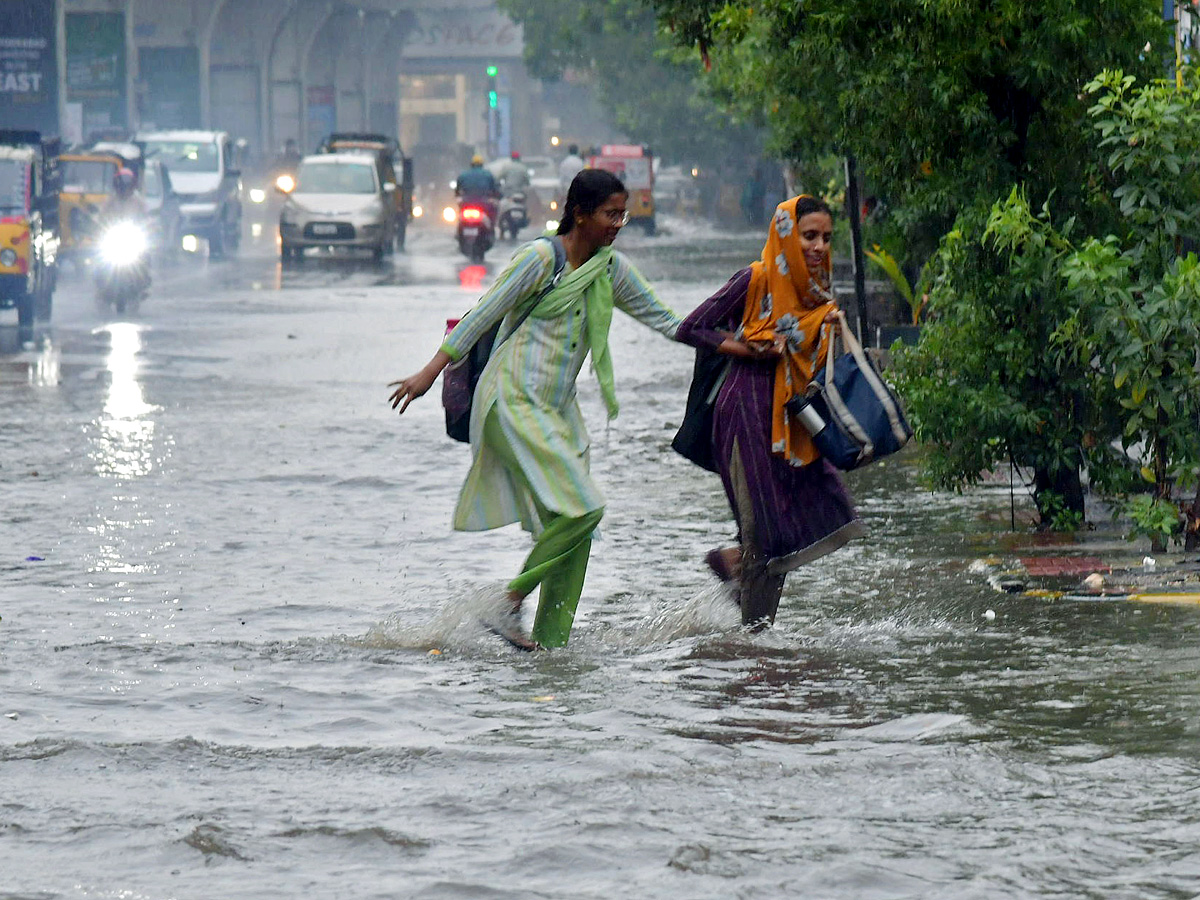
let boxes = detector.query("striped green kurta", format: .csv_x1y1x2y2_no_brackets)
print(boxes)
441,239,681,533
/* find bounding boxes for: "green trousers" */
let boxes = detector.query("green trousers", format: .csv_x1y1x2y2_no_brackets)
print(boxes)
484,413,604,647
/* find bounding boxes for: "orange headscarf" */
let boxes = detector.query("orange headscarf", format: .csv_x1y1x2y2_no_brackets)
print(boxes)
740,196,838,466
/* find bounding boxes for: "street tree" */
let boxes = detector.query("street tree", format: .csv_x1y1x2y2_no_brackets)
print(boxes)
894,69,1200,538
649,0,1167,252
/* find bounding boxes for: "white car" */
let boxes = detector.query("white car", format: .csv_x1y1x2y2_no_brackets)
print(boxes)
277,153,399,261
137,129,243,257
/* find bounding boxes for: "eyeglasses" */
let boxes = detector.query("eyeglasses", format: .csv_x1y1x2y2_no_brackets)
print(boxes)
599,209,631,226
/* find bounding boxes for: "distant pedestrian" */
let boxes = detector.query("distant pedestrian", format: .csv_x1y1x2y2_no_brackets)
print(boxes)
675,195,865,628
387,169,685,650
558,144,585,196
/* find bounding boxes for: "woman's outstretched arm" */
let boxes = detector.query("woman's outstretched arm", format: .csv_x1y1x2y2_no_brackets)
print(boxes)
387,241,551,413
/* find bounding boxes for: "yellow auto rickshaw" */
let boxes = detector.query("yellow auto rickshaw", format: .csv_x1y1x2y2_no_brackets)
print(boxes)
587,144,656,235
58,149,123,255
0,130,61,331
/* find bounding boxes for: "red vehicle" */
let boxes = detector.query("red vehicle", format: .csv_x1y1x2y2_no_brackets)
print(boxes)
587,144,655,235
456,200,494,263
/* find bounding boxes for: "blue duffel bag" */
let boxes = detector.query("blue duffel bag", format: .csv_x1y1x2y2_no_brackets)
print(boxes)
787,311,912,471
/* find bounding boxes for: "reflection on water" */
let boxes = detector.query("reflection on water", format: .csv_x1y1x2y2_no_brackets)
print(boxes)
91,322,158,479
85,323,164,576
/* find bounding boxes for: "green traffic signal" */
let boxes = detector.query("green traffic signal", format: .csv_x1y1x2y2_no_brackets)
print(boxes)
486,65,498,77
488,90,498,109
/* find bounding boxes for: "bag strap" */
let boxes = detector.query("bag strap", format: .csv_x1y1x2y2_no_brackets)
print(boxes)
824,311,909,446
497,236,567,345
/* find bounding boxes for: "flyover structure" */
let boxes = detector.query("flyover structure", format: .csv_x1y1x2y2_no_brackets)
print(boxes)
5,0,546,167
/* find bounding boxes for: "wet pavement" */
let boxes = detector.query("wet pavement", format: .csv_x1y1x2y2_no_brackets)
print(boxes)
4,218,1200,899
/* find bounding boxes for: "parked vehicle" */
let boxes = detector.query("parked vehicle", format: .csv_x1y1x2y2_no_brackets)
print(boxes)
318,133,414,250
588,144,656,235
93,218,151,314
521,154,561,222
140,158,182,251
136,130,243,257
277,152,399,261
497,191,529,240
58,149,124,257
455,198,495,263
0,130,60,333
652,163,700,216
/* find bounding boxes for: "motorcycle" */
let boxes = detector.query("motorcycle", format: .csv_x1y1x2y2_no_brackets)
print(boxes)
94,219,151,313
456,199,495,263
497,191,529,240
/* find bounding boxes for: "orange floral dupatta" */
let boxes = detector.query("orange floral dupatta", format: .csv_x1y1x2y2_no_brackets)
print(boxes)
740,196,838,466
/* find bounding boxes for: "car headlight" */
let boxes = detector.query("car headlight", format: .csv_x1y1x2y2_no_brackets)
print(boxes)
249,188,266,203
0,248,16,267
99,221,149,266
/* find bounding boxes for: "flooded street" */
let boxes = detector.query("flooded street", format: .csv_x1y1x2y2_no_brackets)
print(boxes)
4,219,1200,899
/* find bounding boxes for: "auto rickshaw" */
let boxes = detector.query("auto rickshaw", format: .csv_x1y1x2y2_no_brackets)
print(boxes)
319,132,415,250
58,149,124,256
587,144,655,235
0,130,61,332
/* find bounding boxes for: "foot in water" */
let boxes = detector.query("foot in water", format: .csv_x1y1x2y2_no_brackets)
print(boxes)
485,616,542,652
705,546,742,583
483,592,542,651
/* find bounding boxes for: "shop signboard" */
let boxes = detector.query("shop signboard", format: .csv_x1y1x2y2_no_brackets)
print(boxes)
66,12,128,136
0,0,59,135
401,8,523,60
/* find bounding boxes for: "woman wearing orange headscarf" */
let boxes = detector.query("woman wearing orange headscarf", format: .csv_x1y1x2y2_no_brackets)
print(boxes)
676,196,865,627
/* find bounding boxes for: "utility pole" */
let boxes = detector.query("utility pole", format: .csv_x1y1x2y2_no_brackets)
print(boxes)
843,154,870,346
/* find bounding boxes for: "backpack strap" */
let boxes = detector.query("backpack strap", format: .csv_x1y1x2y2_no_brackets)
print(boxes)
499,235,568,343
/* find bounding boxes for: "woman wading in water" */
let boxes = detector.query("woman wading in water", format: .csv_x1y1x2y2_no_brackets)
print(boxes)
388,169,684,650
676,195,865,627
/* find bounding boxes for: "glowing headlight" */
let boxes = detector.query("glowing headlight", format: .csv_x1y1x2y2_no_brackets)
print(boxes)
249,188,267,203
0,248,16,267
442,206,457,224
545,220,559,232
99,221,149,266
275,174,296,193
412,205,424,218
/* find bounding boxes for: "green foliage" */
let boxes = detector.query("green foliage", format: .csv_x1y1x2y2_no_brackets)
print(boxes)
1059,69,1200,504
1040,492,1086,533
865,244,921,322
496,0,761,168
1122,494,1182,547
649,0,1165,252
889,192,1116,522
894,69,1200,527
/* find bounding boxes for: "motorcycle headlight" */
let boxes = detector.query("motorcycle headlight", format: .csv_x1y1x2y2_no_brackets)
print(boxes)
99,222,149,266
0,248,16,267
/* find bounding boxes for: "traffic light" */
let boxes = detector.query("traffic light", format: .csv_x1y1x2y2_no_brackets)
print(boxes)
486,65,498,109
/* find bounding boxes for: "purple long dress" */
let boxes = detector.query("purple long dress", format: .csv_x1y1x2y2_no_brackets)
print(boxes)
677,268,865,621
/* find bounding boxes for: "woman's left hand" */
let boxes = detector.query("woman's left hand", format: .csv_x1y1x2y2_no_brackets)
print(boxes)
823,307,841,325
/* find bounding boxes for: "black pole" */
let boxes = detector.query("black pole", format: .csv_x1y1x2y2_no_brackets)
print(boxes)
843,154,870,346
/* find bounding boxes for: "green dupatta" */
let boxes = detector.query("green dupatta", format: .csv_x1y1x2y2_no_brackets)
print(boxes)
526,243,619,418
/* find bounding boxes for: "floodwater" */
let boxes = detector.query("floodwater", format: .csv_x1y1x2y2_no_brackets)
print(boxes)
4,217,1200,899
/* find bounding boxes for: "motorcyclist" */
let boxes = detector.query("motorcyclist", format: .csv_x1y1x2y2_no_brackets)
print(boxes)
99,168,148,226
490,151,531,196
455,154,500,223
96,167,151,296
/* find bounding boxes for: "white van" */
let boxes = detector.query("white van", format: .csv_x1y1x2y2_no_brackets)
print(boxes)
136,130,243,256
